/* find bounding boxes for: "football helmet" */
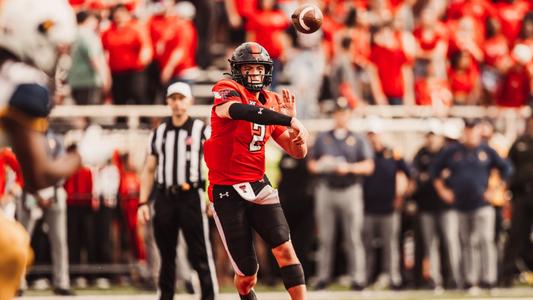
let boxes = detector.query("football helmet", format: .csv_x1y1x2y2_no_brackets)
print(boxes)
0,0,77,75
229,42,273,92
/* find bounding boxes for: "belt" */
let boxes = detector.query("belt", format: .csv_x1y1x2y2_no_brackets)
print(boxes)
157,182,202,195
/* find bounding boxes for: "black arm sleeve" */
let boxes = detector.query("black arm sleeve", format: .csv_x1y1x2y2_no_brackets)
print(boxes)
228,102,292,126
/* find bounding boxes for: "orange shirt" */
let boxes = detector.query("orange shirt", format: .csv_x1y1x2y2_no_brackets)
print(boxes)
160,19,197,77
101,20,150,72
147,14,181,65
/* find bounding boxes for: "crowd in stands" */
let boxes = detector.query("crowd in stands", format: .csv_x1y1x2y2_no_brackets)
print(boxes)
61,0,533,118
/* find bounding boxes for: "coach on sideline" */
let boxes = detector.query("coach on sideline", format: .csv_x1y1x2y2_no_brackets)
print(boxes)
137,82,218,300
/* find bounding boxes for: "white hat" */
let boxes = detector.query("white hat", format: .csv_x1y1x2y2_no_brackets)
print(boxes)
176,1,196,19
166,82,192,98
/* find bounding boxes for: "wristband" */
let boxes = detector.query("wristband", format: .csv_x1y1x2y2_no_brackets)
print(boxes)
228,103,292,126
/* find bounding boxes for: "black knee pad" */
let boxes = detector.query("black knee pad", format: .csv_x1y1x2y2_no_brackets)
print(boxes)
238,256,259,276
268,225,290,248
280,264,305,290
239,289,257,300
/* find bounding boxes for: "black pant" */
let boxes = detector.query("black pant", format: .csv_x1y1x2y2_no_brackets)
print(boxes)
111,70,147,105
71,87,103,105
94,205,114,278
67,205,95,277
153,188,217,300
502,197,533,278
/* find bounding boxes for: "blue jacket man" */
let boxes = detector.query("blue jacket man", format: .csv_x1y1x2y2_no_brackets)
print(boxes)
431,119,512,289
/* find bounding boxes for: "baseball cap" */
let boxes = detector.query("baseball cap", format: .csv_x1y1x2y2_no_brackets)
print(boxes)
166,82,192,98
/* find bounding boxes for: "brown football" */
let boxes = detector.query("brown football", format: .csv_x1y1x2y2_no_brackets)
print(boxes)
291,4,323,34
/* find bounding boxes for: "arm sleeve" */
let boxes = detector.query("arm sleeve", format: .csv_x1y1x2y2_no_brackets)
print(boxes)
228,102,292,126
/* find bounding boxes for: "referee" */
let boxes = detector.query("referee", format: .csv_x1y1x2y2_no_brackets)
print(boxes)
137,82,218,300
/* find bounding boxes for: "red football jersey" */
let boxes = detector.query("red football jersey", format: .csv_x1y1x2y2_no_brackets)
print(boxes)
204,79,287,188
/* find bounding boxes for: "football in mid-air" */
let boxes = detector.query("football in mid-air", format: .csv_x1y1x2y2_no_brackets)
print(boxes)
291,4,323,34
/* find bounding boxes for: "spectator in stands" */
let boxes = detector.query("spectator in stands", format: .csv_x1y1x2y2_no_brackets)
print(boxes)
160,1,198,86
146,0,181,104
368,22,413,105
329,35,362,108
17,131,74,296
363,129,411,290
65,166,95,288
308,99,374,290
412,130,462,290
448,50,480,105
496,44,532,107
481,18,509,104
92,158,120,289
414,62,452,108
101,4,151,105
68,10,111,105
431,118,512,291
413,8,448,80
245,0,290,91
494,0,531,45
189,0,214,70
502,116,533,286
223,0,256,58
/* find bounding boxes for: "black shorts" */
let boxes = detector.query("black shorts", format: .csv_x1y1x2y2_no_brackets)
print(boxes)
211,177,290,276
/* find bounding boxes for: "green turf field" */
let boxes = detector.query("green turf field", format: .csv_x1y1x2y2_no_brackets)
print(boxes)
19,287,533,300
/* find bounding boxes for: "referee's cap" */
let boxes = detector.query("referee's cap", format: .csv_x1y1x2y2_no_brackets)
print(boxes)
166,82,192,99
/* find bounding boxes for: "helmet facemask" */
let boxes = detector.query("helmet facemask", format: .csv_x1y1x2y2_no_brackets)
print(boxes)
231,63,273,92
228,42,273,92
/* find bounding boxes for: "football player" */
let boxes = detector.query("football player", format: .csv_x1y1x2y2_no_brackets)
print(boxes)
0,1,81,298
204,42,309,300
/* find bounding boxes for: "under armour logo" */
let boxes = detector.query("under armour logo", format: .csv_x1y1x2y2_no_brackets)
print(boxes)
258,108,264,115
219,192,229,198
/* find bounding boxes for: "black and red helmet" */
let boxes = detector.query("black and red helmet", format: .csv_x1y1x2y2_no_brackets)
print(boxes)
229,42,273,92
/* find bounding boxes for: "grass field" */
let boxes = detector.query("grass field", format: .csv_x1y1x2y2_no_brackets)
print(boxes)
19,287,533,300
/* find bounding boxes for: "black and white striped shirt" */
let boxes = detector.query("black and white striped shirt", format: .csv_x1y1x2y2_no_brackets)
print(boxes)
148,117,210,188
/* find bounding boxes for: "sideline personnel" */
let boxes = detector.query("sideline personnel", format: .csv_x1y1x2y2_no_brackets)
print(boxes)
137,82,218,300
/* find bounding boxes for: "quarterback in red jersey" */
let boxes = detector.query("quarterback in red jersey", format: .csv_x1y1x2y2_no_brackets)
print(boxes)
204,42,309,300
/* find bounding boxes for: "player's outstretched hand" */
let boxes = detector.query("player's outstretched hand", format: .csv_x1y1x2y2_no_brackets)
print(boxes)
276,89,297,117
289,118,308,145
137,204,151,225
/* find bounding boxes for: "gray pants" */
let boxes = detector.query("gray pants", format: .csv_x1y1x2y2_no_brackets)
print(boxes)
315,183,366,285
458,205,497,285
363,212,402,286
17,189,70,289
420,210,462,287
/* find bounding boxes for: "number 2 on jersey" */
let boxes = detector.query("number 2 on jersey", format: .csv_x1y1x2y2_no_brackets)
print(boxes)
249,123,266,152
